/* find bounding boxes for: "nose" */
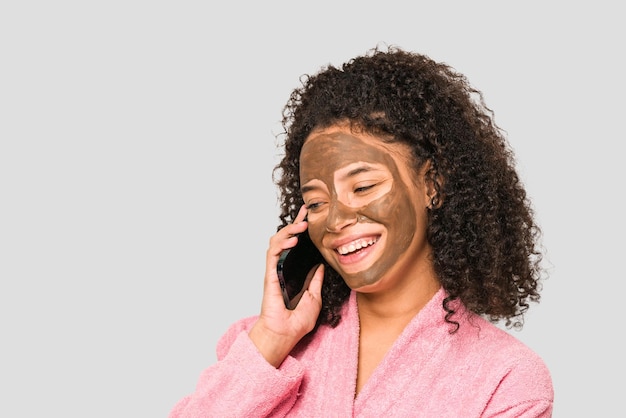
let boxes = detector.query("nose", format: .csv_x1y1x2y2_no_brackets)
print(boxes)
325,199,358,232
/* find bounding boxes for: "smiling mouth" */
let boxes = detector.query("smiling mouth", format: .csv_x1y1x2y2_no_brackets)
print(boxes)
336,237,379,255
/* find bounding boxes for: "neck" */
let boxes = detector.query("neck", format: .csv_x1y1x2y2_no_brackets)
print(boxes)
356,276,441,327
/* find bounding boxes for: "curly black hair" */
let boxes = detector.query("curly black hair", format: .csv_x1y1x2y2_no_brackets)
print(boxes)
273,45,545,331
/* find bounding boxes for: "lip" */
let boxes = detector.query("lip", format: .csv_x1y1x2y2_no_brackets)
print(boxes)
331,234,380,249
336,236,379,255
330,234,381,266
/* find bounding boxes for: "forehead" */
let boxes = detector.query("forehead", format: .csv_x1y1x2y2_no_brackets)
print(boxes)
300,129,405,183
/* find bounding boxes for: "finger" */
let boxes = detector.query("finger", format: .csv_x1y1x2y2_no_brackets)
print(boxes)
264,205,311,286
299,263,324,307
294,263,324,317
287,205,311,243
307,263,324,296
269,206,309,255
285,261,319,309
294,204,308,223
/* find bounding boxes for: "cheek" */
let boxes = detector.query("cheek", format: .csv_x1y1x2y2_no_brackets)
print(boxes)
361,186,417,231
307,220,326,249
363,188,418,253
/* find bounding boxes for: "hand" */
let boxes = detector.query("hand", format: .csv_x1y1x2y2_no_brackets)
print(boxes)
248,205,325,367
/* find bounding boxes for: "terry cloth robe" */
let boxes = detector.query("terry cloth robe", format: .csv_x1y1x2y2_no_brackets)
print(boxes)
169,287,554,417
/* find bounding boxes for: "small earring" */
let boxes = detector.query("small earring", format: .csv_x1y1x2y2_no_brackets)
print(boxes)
429,194,439,209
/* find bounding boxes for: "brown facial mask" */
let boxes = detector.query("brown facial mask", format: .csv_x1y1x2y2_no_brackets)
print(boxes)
300,129,419,287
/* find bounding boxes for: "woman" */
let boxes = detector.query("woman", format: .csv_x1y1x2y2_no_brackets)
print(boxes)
169,46,553,417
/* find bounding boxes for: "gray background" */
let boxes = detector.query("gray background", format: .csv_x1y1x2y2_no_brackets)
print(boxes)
1,1,623,417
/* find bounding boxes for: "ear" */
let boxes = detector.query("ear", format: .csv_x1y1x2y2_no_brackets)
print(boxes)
421,159,442,209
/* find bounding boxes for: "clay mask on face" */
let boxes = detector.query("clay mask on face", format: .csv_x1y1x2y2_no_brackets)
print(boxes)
300,129,418,287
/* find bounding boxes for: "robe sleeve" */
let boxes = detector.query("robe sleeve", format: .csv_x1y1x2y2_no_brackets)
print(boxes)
168,319,305,418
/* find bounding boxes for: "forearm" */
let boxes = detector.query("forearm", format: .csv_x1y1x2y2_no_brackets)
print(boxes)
168,331,304,418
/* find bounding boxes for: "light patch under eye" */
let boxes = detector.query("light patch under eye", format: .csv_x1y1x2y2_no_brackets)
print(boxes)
301,179,330,212
336,176,393,209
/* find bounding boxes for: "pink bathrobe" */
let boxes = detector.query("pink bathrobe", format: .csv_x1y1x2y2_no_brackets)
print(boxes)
169,288,553,417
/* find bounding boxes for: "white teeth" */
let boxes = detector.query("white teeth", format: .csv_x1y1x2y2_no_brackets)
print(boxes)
337,238,377,255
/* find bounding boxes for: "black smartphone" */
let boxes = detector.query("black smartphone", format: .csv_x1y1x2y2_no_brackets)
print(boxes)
276,231,324,310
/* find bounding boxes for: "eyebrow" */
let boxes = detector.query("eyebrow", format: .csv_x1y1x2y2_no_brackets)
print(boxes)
345,166,373,178
338,164,384,181
300,183,318,194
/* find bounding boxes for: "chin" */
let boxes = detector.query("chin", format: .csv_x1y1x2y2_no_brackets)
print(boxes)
341,272,382,291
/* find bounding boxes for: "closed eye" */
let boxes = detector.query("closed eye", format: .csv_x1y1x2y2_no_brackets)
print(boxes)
354,184,376,193
305,200,326,211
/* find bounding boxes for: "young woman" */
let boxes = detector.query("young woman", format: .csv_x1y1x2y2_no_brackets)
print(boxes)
169,46,553,417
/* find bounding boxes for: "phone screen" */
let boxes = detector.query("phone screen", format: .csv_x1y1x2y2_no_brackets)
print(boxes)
276,232,323,310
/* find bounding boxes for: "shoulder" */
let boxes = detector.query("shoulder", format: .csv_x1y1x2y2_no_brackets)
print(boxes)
455,314,553,403
466,316,543,355
456,314,548,368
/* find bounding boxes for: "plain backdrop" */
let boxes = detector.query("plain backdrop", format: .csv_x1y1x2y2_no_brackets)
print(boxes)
1,2,623,417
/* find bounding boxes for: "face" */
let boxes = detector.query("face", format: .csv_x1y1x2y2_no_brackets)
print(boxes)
300,125,433,291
